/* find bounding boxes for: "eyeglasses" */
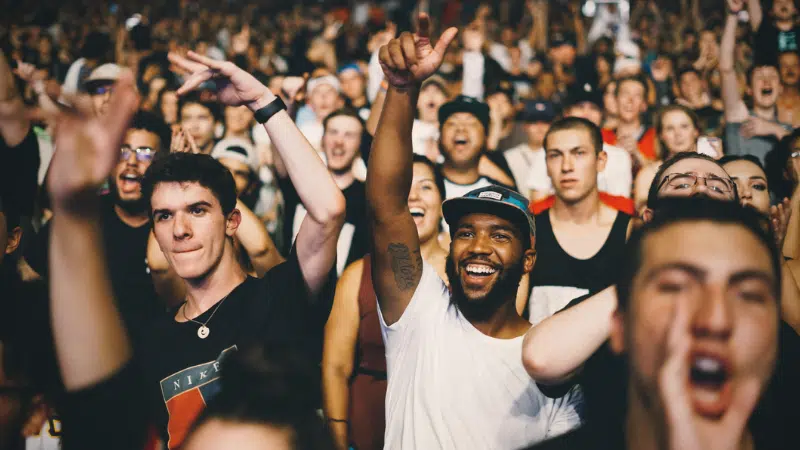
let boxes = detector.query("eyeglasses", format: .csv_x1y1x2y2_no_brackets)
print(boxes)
791,151,800,159
89,84,114,96
120,146,156,162
657,172,735,197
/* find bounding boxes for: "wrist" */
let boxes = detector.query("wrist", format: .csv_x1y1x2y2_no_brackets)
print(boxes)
247,89,276,112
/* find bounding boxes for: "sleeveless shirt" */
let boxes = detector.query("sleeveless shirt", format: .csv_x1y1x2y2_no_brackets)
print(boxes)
528,210,631,325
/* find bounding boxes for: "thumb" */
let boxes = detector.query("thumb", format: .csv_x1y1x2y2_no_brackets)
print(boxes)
434,27,459,57
720,378,761,438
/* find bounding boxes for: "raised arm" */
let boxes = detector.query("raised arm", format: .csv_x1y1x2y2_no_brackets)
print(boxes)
46,72,139,391
522,285,617,385
721,0,749,123
747,0,763,31
168,51,345,296
368,15,457,325
0,50,30,147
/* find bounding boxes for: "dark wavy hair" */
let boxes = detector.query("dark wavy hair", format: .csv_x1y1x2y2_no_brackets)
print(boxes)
141,152,237,219
765,128,800,200
130,110,172,153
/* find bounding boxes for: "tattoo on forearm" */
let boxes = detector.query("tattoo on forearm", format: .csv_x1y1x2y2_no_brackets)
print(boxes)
387,243,422,290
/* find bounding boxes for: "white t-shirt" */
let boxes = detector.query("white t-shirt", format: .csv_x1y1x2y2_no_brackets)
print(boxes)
525,143,633,198
462,51,486,100
379,263,582,450
411,119,440,159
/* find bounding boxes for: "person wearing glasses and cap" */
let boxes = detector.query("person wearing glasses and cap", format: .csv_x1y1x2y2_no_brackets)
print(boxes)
25,110,173,346
367,15,581,449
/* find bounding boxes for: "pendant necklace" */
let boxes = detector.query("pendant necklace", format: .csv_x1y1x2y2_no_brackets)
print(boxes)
182,293,230,339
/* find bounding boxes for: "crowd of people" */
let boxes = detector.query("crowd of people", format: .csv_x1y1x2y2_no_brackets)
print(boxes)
2,0,800,449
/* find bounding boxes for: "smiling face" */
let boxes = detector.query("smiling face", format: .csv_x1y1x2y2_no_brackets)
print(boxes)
408,162,444,244
617,79,647,124
723,160,771,215
660,109,699,156
447,212,534,319
545,128,606,204
151,182,239,281
181,103,217,153
614,221,778,422
112,129,161,211
440,112,485,168
750,66,781,110
773,0,797,20
322,115,363,175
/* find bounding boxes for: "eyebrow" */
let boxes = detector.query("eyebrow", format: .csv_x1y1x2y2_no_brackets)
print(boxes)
643,263,775,286
152,201,213,216
546,146,583,153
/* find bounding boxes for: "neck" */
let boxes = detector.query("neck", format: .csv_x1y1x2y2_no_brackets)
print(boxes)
225,130,250,140
351,95,367,108
330,169,356,190
618,120,642,134
442,162,480,185
420,235,443,261
199,140,214,155
551,189,601,223
527,139,543,150
183,243,247,316
753,104,776,121
467,299,528,338
114,204,150,228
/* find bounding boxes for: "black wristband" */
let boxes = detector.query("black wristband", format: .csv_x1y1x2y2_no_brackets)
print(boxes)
254,96,287,124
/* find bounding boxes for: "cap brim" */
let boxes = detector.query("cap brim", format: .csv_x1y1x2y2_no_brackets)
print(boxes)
442,197,535,238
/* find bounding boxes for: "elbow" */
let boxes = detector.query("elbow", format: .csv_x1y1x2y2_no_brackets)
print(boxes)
522,334,563,384
325,193,347,229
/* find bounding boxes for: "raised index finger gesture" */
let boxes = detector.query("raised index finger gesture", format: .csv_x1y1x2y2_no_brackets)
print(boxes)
378,13,458,89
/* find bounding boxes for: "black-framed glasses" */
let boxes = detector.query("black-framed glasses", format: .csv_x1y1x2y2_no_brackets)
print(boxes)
120,145,156,162
657,172,735,197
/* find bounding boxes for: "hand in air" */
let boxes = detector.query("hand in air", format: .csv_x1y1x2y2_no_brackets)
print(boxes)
659,297,761,450
171,126,201,154
46,71,140,210
770,198,792,250
378,13,458,89
168,51,273,110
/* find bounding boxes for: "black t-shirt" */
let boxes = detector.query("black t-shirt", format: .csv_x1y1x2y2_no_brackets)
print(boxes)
278,176,368,273
138,246,334,449
1,127,40,217
755,21,800,65
25,196,163,345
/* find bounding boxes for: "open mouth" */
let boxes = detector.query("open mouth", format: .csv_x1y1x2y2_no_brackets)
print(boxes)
688,353,733,418
410,207,426,219
453,137,469,147
762,88,774,96
118,172,143,194
463,262,498,277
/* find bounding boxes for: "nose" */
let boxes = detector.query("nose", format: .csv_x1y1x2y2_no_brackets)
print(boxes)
466,232,493,256
691,284,733,340
561,154,575,173
738,182,752,201
172,212,193,241
408,185,421,202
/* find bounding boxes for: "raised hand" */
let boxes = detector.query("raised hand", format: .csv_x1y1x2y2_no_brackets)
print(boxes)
168,51,273,110
47,71,139,210
660,297,761,450
726,0,745,14
170,126,201,154
378,13,457,89
770,198,792,250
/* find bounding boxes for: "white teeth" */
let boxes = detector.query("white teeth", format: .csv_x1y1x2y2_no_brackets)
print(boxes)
693,357,722,373
410,207,425,216
465,264,497,275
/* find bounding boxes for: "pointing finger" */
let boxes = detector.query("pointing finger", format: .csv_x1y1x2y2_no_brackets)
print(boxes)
186,51,226,71
168,52,207,74
434,27,459,56
176,70,213,96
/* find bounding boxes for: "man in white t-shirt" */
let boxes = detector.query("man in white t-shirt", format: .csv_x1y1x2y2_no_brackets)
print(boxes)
366,16,582,450
528,85,633,201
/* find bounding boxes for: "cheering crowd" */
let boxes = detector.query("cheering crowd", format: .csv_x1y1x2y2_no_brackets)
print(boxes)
2,0,800,449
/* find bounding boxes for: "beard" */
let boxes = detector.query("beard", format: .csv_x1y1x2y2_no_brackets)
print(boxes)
446,255,525,322
108,178,148,215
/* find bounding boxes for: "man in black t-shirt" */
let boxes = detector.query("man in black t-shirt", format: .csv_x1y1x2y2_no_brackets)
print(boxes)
140,51,344,449
25,110,172,344
528,199,784,450
749,0,800,65
277,107,369,276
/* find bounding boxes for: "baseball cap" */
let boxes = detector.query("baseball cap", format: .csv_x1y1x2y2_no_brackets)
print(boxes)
566,83,603,110
421,75,449,96
442,185,535,241
438,95,491,131
211,138,260,173
82,63,121,92
518,100,556,123
337,63,363,76
307,75,341,95
550,31,577,48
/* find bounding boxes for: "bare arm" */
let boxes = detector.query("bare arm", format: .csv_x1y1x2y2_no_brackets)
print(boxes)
48,72,138,390
169,51,345,296
368,17,458,325
747,0,763,31
721,3,749,123
146,232,186,308
0,50,30,147
234,199,284,277
321,259,363,450
522,285,617,385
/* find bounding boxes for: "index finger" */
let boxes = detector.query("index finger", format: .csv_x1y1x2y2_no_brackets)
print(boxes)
186,51,226,71
417,13,431,39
